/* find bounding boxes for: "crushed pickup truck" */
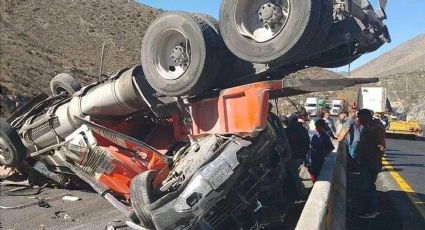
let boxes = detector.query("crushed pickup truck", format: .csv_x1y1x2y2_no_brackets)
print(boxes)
0,0,389,229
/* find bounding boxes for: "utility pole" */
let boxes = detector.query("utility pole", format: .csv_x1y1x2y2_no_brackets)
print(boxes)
405,75,408,101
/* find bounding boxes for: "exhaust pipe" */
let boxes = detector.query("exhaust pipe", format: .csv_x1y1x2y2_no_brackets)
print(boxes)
19,66,149,151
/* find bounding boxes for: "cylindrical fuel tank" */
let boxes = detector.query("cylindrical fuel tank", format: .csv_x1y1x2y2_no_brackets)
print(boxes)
20,66,149,152
80,66,147,116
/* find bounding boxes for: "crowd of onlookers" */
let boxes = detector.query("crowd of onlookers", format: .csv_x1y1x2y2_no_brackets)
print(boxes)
281,107,386,219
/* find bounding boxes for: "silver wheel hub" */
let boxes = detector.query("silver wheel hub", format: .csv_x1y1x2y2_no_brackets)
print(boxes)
235,0,290,43
153,29,191,80
171,45,189,67
258,3,283,26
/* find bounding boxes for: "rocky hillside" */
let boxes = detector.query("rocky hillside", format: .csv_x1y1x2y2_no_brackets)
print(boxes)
352,34,425,124
352,34,425,78
0,0,159,117
275,67,351,115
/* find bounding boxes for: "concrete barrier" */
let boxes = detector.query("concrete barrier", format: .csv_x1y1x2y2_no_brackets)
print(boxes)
295,142,347,230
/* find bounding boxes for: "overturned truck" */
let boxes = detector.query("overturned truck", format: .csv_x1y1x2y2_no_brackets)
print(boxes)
0,0,389,229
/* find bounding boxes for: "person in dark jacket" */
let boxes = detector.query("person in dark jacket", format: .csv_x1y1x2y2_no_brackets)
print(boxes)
287,115,310,161
357,109,386,219
309,119,335,182
286,114,311,201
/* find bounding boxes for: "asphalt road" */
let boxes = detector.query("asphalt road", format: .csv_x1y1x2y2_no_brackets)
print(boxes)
385,137,425,195
379,136,425,230
1,133,423,230
346,136,425,230
0,185,128,230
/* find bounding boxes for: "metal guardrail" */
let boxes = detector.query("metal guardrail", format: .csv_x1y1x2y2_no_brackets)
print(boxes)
295,142,347,230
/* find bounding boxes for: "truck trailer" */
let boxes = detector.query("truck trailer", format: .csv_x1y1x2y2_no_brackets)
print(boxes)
330,99,348,116
0,0,390,229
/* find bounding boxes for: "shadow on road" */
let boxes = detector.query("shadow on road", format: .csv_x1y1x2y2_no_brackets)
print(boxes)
381,167,403,172
387,163,425,168
346,171,425,230
386,153,424,157
386,133,425,142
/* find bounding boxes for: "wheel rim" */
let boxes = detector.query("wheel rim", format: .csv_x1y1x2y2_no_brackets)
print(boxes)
0,137,9,162
234,0,291,43
153,29,191,80
55,87,69,96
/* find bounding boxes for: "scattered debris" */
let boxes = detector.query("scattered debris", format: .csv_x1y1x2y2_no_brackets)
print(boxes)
54,210,66,218
0,179,30,187
37,199,51,208
62,195,81,202
63,214,73,221
0,166,16,179
105,220,128,230
63,213,79,222
3,183,48,196
0,194,65,210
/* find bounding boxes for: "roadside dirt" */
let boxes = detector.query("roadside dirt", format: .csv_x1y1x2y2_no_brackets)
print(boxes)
0,0,159,117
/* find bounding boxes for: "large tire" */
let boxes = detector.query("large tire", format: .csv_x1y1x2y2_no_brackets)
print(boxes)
219,0,321,65
130,170,157,229
297,0,333,60
50,73,81,97
141,12,224,96
192,13,248,84
0,120,26,167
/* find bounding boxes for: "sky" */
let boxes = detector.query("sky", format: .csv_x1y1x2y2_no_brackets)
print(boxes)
138,0,425,71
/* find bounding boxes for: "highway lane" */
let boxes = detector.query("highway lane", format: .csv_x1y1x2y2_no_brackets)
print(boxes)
347,136,425,230
385,137,425,196
379,137,425,230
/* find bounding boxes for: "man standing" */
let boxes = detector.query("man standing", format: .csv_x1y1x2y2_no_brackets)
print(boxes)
323,111,337,138
357,109,386,218
309,119,335,183
287,114,310,161
335,111,348,137
287,114,311,200
338,112,362,170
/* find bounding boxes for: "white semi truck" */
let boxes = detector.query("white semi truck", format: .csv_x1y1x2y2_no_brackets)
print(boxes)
331,99,348,116
305,97,319,116
357,87,386,113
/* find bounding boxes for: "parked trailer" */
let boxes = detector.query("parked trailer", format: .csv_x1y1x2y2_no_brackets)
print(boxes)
357,87,386,113
305,97,319,116
330,99,348,116
357,87,422,137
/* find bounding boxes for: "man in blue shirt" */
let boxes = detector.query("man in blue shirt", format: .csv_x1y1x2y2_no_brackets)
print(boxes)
338,112,362,170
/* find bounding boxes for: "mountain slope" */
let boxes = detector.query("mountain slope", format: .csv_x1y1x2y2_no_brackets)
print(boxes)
0,0,159,116
352,34,425,124
352,34,425,78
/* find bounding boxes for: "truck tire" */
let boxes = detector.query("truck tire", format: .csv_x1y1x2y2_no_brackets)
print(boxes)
297,0,333,61
193,13,220,34
141,12,223,96
192,13,246,84
50,73,81,97
219,0,320,65
130,170,157,229
0,120,26,167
